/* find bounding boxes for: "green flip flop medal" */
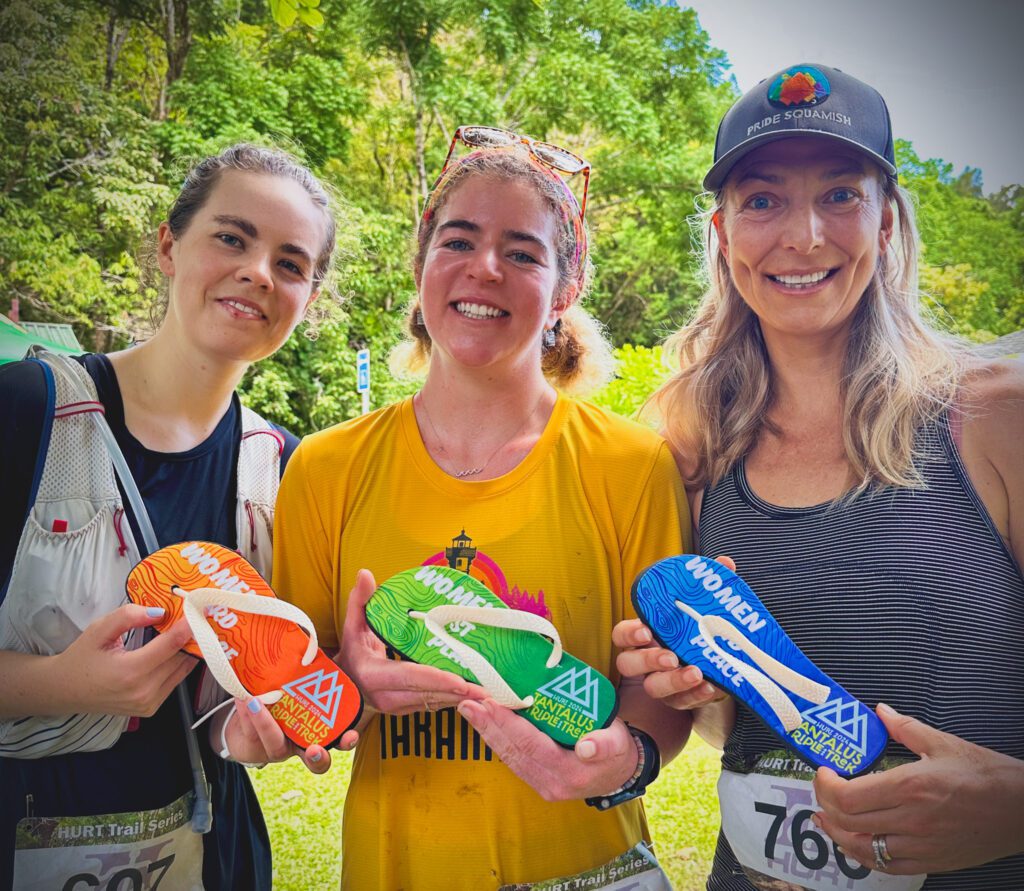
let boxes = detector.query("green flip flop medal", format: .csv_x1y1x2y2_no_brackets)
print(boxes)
366,566,618,747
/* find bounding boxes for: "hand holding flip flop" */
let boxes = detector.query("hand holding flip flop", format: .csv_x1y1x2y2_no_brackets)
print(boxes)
812,704,1024,875
364,565,618,747
339,568,491,723
615,555,737,715
126,542,363,759
630,554,888,777
362,565,651,801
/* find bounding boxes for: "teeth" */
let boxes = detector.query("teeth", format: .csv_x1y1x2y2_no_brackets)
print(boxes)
455,301,506,319
772,271,830,287
223,299,263,318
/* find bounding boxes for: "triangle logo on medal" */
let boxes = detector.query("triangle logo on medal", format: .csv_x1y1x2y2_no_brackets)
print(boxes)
537,666,602,722
282,668,348,730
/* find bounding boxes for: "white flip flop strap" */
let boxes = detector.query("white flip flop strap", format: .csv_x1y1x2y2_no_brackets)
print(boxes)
675,600,829,732
408,604,562,711
174,586,318,703
699,614,829,704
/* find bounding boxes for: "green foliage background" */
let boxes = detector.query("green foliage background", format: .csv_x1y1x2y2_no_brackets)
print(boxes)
3,4,1022,887
2,0,1022,433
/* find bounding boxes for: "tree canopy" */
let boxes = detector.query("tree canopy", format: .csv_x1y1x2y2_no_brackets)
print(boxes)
2,0,1021,432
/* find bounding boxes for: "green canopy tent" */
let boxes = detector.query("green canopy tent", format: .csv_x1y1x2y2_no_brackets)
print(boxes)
0,315,83,365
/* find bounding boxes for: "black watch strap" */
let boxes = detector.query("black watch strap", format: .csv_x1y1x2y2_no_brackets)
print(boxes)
584,725,661,811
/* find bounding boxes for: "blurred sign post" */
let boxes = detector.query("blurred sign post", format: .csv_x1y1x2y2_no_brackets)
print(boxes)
356,348,370,415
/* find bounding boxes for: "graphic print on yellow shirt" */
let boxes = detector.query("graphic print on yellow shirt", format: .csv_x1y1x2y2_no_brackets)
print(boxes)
272,396,690,891
370,545,619,746
379,527,565,761
425,528,552,616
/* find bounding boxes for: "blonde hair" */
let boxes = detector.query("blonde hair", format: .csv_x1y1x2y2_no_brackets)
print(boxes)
391,149,614,394
650,177,967,494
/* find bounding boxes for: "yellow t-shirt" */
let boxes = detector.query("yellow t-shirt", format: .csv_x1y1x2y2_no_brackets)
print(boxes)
272,395,690,890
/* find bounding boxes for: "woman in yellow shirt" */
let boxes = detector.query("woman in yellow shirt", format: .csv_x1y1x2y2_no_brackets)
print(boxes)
272,127,693,890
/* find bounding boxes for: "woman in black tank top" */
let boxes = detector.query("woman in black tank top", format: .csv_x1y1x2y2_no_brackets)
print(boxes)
614,64,1024,891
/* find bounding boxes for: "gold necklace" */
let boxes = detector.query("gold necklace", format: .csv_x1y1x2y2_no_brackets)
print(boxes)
417,391,548,479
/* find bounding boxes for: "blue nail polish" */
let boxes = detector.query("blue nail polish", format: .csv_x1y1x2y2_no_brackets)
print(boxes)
146,606,166,618
247,699,262,714
310,750,322,763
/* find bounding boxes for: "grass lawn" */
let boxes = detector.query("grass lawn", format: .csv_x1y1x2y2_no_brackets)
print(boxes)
251,736,722,890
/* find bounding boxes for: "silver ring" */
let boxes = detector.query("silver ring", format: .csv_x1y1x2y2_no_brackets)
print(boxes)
871,834,891,870
878,834,892,862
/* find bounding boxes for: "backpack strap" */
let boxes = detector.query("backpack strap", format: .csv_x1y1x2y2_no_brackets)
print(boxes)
27,349,120,514
1,359,56,600
235,406,283,581
238,407,284,507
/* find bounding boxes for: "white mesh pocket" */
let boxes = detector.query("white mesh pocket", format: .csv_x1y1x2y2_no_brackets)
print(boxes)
34,361,120,514
238,407,282,508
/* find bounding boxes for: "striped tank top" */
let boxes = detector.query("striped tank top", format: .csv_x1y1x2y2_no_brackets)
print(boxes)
698,416,1024,891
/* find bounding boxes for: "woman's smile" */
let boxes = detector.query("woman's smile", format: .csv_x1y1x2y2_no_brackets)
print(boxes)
451,300,510,320
216,296,268,321
419,175,561,373
765,268,838,292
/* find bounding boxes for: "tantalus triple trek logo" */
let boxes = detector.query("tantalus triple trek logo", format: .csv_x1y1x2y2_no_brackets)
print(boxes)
536,665,601,722
768,65,830,108
800,697,869,756
281,668,346,728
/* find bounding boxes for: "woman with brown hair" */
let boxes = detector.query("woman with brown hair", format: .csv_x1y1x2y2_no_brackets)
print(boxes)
272,127,693,889
0,144,348,889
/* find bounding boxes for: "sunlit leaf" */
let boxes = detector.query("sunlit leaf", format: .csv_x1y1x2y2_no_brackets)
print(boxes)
296,7,324,28
269,0,298,28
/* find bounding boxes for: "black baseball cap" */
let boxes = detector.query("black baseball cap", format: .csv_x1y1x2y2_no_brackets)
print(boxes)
704,63,896,192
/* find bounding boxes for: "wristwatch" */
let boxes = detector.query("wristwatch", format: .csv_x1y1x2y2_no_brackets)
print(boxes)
584,724,661,810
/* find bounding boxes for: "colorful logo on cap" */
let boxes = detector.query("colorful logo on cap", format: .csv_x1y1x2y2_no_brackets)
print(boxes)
768,66,830,108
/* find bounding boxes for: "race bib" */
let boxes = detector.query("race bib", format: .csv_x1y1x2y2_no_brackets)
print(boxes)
498,842,672,891
13,791,204,891
719,751,925,891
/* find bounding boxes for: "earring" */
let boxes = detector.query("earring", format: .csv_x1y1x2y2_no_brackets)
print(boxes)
542,318,562,350
415,308,424,327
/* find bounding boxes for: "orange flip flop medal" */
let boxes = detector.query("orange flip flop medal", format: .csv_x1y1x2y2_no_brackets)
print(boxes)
127,541,361,748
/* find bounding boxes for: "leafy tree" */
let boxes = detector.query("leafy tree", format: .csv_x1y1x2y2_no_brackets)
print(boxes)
0,0,171,349
919,263,997,342
269,0,324,29
590,343,671,420
897,140,1024,338
160,19,363,164
4,1,1021,435
89,0,259,119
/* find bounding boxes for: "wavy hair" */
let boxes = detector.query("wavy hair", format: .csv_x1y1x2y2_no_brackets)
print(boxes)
649,177,967,494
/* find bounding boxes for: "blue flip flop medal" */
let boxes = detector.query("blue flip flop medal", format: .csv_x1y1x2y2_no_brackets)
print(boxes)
631,555,887,777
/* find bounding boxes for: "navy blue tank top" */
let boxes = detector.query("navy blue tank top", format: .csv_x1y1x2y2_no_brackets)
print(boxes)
698,416,1024,891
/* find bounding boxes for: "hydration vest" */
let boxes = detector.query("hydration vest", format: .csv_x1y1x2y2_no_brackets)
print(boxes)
0,353,283,758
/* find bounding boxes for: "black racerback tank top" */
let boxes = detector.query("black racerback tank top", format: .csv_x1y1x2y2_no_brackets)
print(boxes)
698,416,1024,891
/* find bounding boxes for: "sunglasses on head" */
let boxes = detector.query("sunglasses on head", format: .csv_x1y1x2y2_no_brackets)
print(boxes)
437,125,591,219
